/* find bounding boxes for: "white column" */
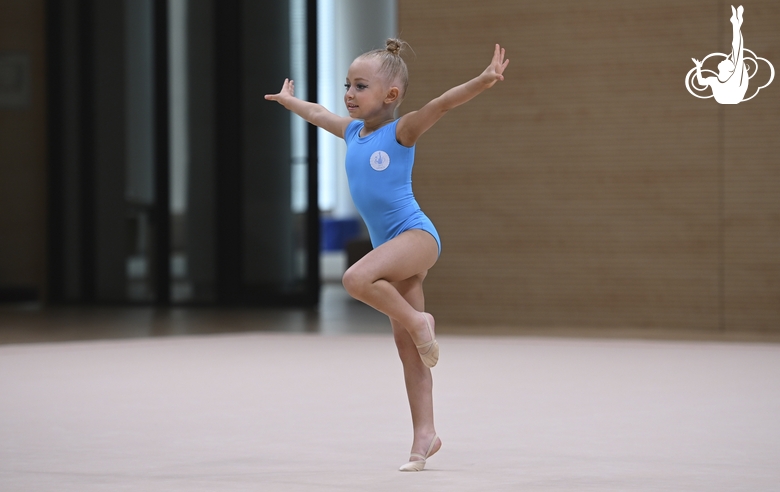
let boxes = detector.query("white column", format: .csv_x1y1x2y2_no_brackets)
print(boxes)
317,0,397,219
169,0,188,216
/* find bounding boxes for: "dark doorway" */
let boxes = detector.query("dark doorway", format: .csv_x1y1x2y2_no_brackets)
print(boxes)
47,0,319,306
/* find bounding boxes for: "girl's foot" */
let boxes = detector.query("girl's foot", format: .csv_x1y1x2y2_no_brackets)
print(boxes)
411,313,438,368
399,434,441,472
731,5,743,26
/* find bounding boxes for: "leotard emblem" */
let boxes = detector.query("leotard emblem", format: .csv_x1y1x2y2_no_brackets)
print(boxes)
370,150,390,171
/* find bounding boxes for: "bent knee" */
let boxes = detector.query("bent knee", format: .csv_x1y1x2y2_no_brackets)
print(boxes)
342,266,371,297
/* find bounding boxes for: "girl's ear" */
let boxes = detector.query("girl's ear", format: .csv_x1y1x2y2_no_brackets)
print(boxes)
385,87,400,104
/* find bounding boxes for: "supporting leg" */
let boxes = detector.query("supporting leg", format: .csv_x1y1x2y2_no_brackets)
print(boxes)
390,274,442,468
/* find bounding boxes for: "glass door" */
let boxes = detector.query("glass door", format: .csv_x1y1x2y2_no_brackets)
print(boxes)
48,0,319,306
214,0,319,305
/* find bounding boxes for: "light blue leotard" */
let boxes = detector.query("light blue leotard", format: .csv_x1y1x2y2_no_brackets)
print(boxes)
344,119,441,255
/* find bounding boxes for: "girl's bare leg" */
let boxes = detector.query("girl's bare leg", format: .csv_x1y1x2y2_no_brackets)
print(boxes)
390,274,442,462
730,5,744,62
342,229,439,347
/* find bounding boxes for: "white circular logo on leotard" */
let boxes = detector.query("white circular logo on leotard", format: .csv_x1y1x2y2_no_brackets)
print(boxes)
370,151,390,171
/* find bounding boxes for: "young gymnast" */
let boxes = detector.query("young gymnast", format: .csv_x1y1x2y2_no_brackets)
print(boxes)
265,39,508,471
692,5,748,104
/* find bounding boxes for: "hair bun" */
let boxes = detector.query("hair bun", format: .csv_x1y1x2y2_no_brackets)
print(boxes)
386,38,403,56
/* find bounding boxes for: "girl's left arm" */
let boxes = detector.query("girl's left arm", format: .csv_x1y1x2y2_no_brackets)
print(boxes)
396,44,509,147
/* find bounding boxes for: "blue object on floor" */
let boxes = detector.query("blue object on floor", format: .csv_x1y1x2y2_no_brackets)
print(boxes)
320,217,361,251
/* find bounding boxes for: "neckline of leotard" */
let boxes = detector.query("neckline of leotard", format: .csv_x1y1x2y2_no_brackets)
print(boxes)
356,119,397,141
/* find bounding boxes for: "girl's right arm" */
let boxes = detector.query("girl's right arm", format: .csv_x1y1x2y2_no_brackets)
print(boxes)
264,78,353,139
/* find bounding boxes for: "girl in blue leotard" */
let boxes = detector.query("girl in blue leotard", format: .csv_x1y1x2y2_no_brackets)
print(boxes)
265,39,508,471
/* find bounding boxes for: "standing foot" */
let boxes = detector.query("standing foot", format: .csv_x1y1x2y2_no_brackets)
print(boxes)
399,434,442,472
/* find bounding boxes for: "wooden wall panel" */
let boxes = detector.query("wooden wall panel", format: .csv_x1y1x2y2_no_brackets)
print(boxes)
723,3,780,331
398,1,778,332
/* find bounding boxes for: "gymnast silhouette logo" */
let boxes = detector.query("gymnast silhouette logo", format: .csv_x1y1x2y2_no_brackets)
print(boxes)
370,150,390,171
685,5,774,104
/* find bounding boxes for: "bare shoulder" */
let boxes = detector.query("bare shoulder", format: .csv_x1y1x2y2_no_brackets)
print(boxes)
395,111,421,148
334,114,356,140
395,94,453,147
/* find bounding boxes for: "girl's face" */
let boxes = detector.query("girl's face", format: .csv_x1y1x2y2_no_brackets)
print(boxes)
344,57,395,119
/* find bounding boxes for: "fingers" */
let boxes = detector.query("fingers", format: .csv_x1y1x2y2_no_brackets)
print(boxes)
264,78,294,101
493,44,504,65
492,44,508,74
490,44,508,80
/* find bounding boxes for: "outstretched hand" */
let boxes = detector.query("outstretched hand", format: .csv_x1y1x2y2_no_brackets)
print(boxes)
264,78,295,103
479,44,510,88
692,58,703,67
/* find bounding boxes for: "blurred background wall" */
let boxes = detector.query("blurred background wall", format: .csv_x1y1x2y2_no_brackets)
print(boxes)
398,0,779,333
0,0,777,335
0,0,47,302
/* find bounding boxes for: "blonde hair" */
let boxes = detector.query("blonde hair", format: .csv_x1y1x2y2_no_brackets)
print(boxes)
356,38,410,97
